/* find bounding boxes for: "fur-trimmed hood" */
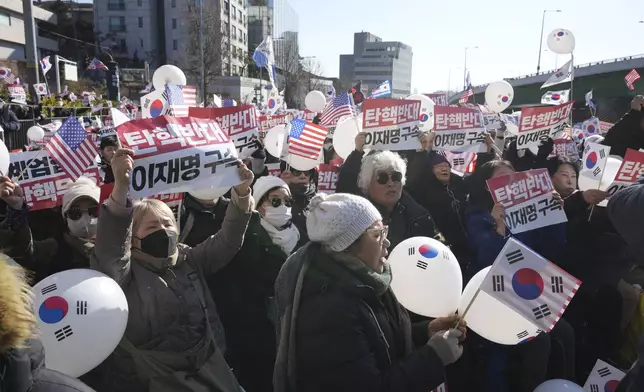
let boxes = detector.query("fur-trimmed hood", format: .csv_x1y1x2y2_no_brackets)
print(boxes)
0,255,34,354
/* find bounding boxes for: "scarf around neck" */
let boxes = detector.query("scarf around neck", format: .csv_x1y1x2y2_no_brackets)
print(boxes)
321,247,392,296
260,218,300,256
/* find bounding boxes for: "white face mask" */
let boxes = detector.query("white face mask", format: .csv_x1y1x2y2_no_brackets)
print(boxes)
263,205,292,228
67,214,98,239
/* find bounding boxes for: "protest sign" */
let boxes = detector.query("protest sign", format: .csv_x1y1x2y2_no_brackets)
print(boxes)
190,105,259,158
362,99,421,151
258,114,290,131
317,164,340,194
604,149,644,198
487,168,567,234
433,106,487,153
8,84,26,104
518,102,573,150
8,150,101,211
117,116,241,199
551,138,579,160
424,93,447,106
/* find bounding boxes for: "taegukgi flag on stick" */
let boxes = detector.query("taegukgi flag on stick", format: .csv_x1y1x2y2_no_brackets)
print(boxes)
583,359,625,392
541,59,573,89
580,142,610,184
541,90,570,105
480,238,581,333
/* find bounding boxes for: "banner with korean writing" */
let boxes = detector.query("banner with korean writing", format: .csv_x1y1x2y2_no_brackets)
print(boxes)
425,93,448,106
433,106,487,153
189,105,259,158
362,99,421,151
487,168,567,234
518,102,574,150
117,116,242,199
550,138,579,160
258,114,290,132
317,164,339,194
8,150,101,211
8,84,26,103
604,149,644,198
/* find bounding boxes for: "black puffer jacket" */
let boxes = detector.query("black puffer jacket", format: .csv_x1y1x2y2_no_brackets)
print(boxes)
603,109,644,158
294,245,445,392
0,339,95,392
179,194,230,247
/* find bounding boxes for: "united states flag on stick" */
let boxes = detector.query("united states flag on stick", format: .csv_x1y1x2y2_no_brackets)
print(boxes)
45,117,99,181
164,84,197,117
480,237,581,333
459,88,474,104
288,119,328,159
320,92,356,126
625,69,641,91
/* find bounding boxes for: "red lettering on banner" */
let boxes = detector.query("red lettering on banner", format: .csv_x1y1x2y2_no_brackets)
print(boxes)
488,169,553,209
363,99,420,129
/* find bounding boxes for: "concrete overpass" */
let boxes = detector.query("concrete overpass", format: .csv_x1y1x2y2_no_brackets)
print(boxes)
449,54,644,123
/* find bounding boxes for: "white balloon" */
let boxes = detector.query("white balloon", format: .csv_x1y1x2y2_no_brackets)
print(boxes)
264,124,289,158
27,126,45,142
32,269,129,377
533,379,585,392
389,237,462,318
459,267,540,345
0,139,8,176
484,81,514,113
332,116,363,159
547,29,576,55
287,154,319,171
188,186,231,200
406,94,435,130
304,91,327,113
152,64,187,90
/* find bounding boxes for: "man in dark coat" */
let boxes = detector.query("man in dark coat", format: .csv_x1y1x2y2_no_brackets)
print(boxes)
603,95,644,158
0,103,20,132
179,192,231,247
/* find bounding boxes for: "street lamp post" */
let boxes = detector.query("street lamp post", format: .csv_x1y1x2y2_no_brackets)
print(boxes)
537,9,562,75
447,66,461,95
464,46,478,89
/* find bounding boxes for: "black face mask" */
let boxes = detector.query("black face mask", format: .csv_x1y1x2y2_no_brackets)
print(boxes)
290,183,310,195
137,229,178,258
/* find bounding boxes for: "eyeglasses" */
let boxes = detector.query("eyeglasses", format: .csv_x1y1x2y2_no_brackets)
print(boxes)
266,197,293,208
367,226,389,244
66,206,99,220
376,171,403,185
289,168,311,177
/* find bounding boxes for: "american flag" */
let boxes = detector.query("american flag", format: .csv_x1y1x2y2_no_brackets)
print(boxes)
625,69,641,91
45,117,99,181
163,84,197,117
288,118,328,159
459,88,474,104
87,58,109,71
320,93,355,126
0,68,16,84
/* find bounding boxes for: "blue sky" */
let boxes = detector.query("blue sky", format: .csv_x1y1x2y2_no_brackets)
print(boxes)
289,0,643,92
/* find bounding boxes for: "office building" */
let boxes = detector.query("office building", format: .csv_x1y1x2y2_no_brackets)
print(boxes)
339,32,412,98
93,0,248,77
0,0,58,61
248,0,299,71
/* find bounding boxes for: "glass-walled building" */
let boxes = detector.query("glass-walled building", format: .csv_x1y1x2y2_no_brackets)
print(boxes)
248,0,299,71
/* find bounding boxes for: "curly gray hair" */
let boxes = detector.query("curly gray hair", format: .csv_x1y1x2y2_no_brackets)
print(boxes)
357,151,407,194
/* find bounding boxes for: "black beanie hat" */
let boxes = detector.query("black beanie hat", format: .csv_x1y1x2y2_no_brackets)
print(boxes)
429,153,451,167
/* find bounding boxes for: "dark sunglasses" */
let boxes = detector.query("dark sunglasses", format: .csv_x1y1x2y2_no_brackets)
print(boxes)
66,206,99,220
266,197,293,208
289,168,311,177
376,171,403,185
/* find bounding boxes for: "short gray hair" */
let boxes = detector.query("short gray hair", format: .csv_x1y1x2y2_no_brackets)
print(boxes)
357,151,407,194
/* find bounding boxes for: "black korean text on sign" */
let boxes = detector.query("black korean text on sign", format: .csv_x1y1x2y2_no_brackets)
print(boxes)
537,197,562,217
41,284,57,295
506,249,524,265
204,148,238,175
55,325,73,342
532,304,552,320
505,203,538,229
492,275,505,292
132,155,201,192
551,276,564,294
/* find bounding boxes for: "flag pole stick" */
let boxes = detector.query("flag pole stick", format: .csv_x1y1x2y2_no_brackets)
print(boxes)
587,152,607,222
455,288,482,329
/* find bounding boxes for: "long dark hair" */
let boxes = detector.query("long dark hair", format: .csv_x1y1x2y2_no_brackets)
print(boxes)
468,160,515,212
545,156,580,179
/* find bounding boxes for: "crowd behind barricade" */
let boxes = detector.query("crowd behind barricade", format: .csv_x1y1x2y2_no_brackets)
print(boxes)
0,96,644,392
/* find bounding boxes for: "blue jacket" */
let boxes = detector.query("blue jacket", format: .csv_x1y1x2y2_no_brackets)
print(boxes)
465,208,566,280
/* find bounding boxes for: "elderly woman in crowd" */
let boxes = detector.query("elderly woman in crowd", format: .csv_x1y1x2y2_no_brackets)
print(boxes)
0,175,100,282
90,148,253,392
209,175,299,392
274,193,465,392
336,133,437,250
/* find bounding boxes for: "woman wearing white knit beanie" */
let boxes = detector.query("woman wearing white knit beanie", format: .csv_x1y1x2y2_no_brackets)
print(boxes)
273,192,465,392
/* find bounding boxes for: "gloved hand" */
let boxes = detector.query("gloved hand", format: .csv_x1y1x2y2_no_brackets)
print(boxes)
427,329,464,366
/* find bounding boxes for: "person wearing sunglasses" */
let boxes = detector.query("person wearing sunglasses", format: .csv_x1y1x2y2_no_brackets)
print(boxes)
274,193,465,392
0,176,100,282
279,162,317,244
208,175,299,392
336,135,438,250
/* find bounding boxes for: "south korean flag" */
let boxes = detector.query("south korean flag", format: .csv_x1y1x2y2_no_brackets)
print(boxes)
431,383,447,392
583,359,625,392
480,238,582,332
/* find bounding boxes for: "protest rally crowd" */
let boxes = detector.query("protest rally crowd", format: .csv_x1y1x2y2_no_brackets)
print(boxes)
1,27,644,392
